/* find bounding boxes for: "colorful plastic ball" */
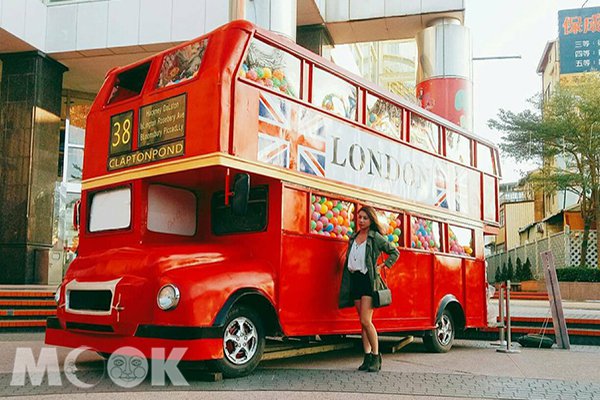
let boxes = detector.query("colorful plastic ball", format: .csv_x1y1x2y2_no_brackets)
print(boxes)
312,212,319,221
319,216,329,225
273,69,284,80
272,78,281,88
393,234,399,242
262,67,272,79
246,70,258,80
310,220,317,230
320,204,328,214
325,211,333,219
325,223,334,232
393,228,401,236
319,197,326,204
387,234,394,242
315,221,323,231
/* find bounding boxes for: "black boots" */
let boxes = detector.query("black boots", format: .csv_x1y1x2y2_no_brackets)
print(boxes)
368,353,382,372
358,352,381,372
358,353,372,371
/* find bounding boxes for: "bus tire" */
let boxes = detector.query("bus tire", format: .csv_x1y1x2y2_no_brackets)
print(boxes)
423,309,455,353
211,305,265,378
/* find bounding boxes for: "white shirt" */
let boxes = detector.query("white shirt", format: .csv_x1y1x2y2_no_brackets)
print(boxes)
347,240,367,274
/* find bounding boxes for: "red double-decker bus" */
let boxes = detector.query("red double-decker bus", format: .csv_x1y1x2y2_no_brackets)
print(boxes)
46,20,500,378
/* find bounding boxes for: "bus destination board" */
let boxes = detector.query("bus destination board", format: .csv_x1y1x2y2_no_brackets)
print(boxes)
139,94,186,147
107,94,186,171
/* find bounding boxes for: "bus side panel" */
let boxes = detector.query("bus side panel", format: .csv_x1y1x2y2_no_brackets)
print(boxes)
279,234,356,336
232,83,259,159
464,258,486,327
378,251,433,329
433,255,464,315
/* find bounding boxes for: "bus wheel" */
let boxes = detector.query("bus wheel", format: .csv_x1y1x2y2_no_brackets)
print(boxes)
212,305,265,378
423,309,454,353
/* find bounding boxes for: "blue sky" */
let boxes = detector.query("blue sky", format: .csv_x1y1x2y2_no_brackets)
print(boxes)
467,0,600,182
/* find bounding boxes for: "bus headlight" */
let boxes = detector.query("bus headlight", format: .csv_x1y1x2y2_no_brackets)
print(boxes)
157,284,180,311
54,284,61,304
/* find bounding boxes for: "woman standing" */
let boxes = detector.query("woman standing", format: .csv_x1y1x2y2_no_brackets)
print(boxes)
338,206,399,372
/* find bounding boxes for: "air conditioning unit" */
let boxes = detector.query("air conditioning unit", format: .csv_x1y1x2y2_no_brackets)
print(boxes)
536,223,545,233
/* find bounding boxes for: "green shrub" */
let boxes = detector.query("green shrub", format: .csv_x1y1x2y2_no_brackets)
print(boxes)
556,267,600,282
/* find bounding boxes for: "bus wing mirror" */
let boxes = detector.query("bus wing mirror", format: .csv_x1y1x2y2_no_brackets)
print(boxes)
72,199,81,231
231,173,250,216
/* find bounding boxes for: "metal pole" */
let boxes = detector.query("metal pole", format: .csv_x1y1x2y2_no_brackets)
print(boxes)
506,280,512,349
491,284,506,346
497,280,520,353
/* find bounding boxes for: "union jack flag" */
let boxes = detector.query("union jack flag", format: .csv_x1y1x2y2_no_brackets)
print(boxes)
257,92,326,177
435,165,448,209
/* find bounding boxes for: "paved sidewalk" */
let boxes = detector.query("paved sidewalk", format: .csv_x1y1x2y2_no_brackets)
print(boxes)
1,333,599,400
489,299,600,320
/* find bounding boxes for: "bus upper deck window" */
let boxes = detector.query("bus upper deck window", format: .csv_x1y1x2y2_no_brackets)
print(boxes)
366,93,402,138
107,62,151,104
446,130,472,166
312,67,357,120
476,142,496,175
240,38,300,98
410,114,439,154
157,38,208,88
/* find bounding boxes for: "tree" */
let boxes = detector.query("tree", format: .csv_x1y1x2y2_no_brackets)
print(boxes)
500,262,507,282
507,257,514,282
522,258,533,281
494,263,502,283
489,73,600,268
515,257,523,282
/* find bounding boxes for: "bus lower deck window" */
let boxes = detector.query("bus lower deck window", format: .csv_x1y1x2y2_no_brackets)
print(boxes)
211,186,268,235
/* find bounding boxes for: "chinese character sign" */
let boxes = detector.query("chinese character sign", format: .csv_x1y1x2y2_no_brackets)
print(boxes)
559,7,600,74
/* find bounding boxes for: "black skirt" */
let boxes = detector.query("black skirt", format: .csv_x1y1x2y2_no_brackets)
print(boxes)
349,270,372,300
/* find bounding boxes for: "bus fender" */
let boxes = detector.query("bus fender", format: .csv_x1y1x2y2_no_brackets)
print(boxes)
431,294,465,332
212,288,281,336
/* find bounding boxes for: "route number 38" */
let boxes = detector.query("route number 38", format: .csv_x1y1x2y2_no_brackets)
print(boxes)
110,111,134,155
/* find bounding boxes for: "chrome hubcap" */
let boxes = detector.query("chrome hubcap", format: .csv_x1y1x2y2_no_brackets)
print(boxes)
436,314,453,346
223,316,258,365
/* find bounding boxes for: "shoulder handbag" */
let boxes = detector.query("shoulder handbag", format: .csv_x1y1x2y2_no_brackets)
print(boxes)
373,271,392,308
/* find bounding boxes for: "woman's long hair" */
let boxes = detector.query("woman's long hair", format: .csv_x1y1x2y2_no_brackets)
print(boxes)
357,206,384,235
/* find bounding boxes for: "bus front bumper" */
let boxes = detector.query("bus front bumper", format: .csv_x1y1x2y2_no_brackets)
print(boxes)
44,317,224,361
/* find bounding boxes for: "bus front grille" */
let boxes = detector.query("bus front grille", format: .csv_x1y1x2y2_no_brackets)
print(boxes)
68,290,112,312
